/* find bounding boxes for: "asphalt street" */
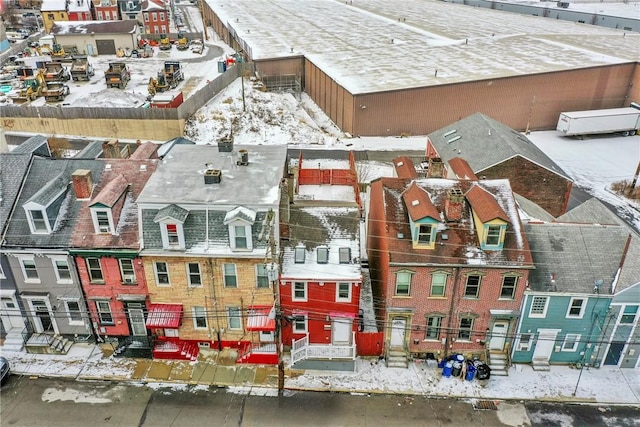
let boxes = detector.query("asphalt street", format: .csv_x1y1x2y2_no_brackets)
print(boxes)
2,376,639,427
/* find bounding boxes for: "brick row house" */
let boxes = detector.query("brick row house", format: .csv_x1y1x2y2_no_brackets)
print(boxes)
279,154,363,370
367,174,534,372
140,0,169,35
136,142,287,361
67,0,93,21
92,0,121,21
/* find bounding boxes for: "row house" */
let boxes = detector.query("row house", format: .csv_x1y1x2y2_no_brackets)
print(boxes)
137,142,287,361
367,175,533,371
41,0,69,33
67,0,92,21
426,112,573,217
92,0,120,21
280,154,363,370
514,198,640,370
141,0,169,35
3,148,104,353
69,144,158,357
118,0,143,25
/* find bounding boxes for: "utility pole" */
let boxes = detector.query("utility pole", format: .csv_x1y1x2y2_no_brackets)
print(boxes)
264,209,284,396
630,159,640,190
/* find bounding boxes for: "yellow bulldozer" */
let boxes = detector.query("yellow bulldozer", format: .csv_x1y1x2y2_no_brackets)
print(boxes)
159,34,172,50
176,33,189,50
12,70,45,104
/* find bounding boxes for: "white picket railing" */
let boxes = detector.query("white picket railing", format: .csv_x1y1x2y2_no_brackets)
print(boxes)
291,332,356,365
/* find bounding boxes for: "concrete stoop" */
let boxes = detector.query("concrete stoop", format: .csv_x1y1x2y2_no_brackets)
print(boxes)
1,330,24,353
488,351,509,376
387,349,409,369
532,358,551,371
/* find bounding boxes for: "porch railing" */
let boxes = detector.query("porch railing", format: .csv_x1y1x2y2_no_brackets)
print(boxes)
291,334,309,365
20,327,32,345
291,333,357,365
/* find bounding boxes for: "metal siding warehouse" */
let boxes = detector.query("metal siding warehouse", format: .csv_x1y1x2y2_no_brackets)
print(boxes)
202,0,640,136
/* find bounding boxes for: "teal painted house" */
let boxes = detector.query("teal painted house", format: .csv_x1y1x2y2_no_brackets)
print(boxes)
513,216,636,369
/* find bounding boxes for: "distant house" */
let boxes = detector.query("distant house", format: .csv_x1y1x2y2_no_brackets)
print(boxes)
118,0,143,25
141,0,169,35
67,0,93,21
367,175,533,372
69,145,158,358
279,155,364,370
92,0,121,21
136,142,287,362
41,0,69,33
426,113,573,217
515,220,635,369
50,20,139,54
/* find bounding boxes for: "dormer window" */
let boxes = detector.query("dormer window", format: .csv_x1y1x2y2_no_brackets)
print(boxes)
92,209,114,234
486,225,502,246
224,206,256,252
317,247,329,264
166,224,179,245
339,247,351,264
417,224,433,244
154,204,189,250
295,246,306,263
29,210,49,233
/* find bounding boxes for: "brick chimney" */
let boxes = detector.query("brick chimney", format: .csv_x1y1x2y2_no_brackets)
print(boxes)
71,169,93,199
444,187,464,221
428,157,445,178
102,139,122,159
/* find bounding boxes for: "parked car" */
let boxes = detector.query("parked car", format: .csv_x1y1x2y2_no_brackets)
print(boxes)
0,357,10,385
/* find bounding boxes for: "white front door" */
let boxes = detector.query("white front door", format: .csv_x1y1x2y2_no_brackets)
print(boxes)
533,329,560,361
489,321,509,350
0,295,25,330
390,318,406,348
331,318,352,345
128,307,147,336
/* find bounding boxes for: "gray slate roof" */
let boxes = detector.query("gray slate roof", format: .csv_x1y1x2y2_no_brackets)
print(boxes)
11,135,50,157
74,141,104,159
3,158,104,249
25,173,66,207
0,153,32,235
428,113,572,181
556,197,626,226
514,193,555,223
524,222,633,293
153,204,190,223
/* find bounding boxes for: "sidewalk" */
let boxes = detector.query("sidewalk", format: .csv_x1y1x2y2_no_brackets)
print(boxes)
2,344,639,405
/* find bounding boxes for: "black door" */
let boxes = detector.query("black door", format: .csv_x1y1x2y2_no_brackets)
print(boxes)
33,300,52,332
604,342,625,365
96,39,116,55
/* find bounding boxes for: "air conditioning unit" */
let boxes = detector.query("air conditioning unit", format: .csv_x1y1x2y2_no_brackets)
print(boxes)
123,275,136,284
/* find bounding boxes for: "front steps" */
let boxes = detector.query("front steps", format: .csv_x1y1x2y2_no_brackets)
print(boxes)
487,350,509,376
532,357,551,371
387,348,409,368
1,328,24,352
25,334,73,354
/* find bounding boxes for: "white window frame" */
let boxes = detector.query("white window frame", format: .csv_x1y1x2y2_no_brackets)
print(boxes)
159,221,185,250
97,10,103,19
293,314,308,333
119,259,136,284
458,317,474,341
63,299,84,325
49,255,72,284
96,300,114,325
620,305,639,324
27,208,50,234
86,257,104,283
417,223,433,245
193,306,208,329
227,306,242,330
336,282,352,302
0,263,4,279
255,264,269,288
425,315,443,340
395,271,412,296
464,274,482,298
187,262,202,287
529,296,549,318
223,263,238,288
228,221,253,251
18,255,40,283
485,224,502,246
317,247,329,264
154,261,170,287
561,333,581,352
430,272,447,296
500,276,518,299
339,247,351,264
292,281,307,302
566,297,586,319
159,12,164,21
516,333,533,351
91,208,115,234
294,246,305,263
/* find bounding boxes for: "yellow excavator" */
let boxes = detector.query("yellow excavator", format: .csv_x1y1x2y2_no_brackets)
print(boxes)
12,69,45,104
176,33,189,50
159,34,172,50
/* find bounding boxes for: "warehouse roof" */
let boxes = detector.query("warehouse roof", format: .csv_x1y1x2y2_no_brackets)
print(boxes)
206,0,639,94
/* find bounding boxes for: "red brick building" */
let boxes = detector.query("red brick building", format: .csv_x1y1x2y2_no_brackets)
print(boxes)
67,0,93,21
141,0,169,35
367,175,533,371
92,0,120,21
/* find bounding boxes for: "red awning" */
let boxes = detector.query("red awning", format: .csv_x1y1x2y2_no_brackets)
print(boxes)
146,304,183,329
246,306,276,332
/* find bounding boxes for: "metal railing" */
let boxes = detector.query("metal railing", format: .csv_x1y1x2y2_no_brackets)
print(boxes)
291,333,357,365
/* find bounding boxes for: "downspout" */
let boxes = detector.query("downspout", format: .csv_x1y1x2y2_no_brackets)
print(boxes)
208,257,222,351
444,267,461,357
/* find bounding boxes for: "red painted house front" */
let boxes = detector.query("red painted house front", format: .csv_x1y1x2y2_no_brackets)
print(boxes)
70,146,158,356
68,0,93,21
141,0,169,35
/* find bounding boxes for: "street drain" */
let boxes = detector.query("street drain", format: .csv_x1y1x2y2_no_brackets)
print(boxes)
473,400,498,410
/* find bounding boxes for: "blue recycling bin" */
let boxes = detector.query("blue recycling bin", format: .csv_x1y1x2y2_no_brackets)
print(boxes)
437,359,445,369
442,361,453,377
465,364,476,381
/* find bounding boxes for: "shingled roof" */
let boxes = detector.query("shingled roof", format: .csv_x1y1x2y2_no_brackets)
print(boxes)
428,113,571,181
465,184,510,223
402,182,440,222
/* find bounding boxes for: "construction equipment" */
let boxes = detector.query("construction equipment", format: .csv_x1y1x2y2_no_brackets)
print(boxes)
148,61,184,96
51,43,68,59
11,70,45,104
43,62,71,82
140,45,154,58
104,62,131,89
159,34,172,50
42,81,70,102
70,56,95,81
176,33,189,50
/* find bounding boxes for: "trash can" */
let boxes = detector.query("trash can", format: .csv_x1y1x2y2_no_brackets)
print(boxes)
442,361,453,377
451,361,462,377
217,61,226,73
437,359,445,369
476,363,491,387
465,363,476,381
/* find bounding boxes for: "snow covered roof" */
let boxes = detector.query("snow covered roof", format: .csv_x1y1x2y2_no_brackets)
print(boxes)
51,20,139,35
41,0,67,11
68,0,91,12
206,0,639,94
137,144,287,207
281,206,361,281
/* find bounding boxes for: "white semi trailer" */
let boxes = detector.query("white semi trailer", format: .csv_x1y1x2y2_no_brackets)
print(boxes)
556,104,640,137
